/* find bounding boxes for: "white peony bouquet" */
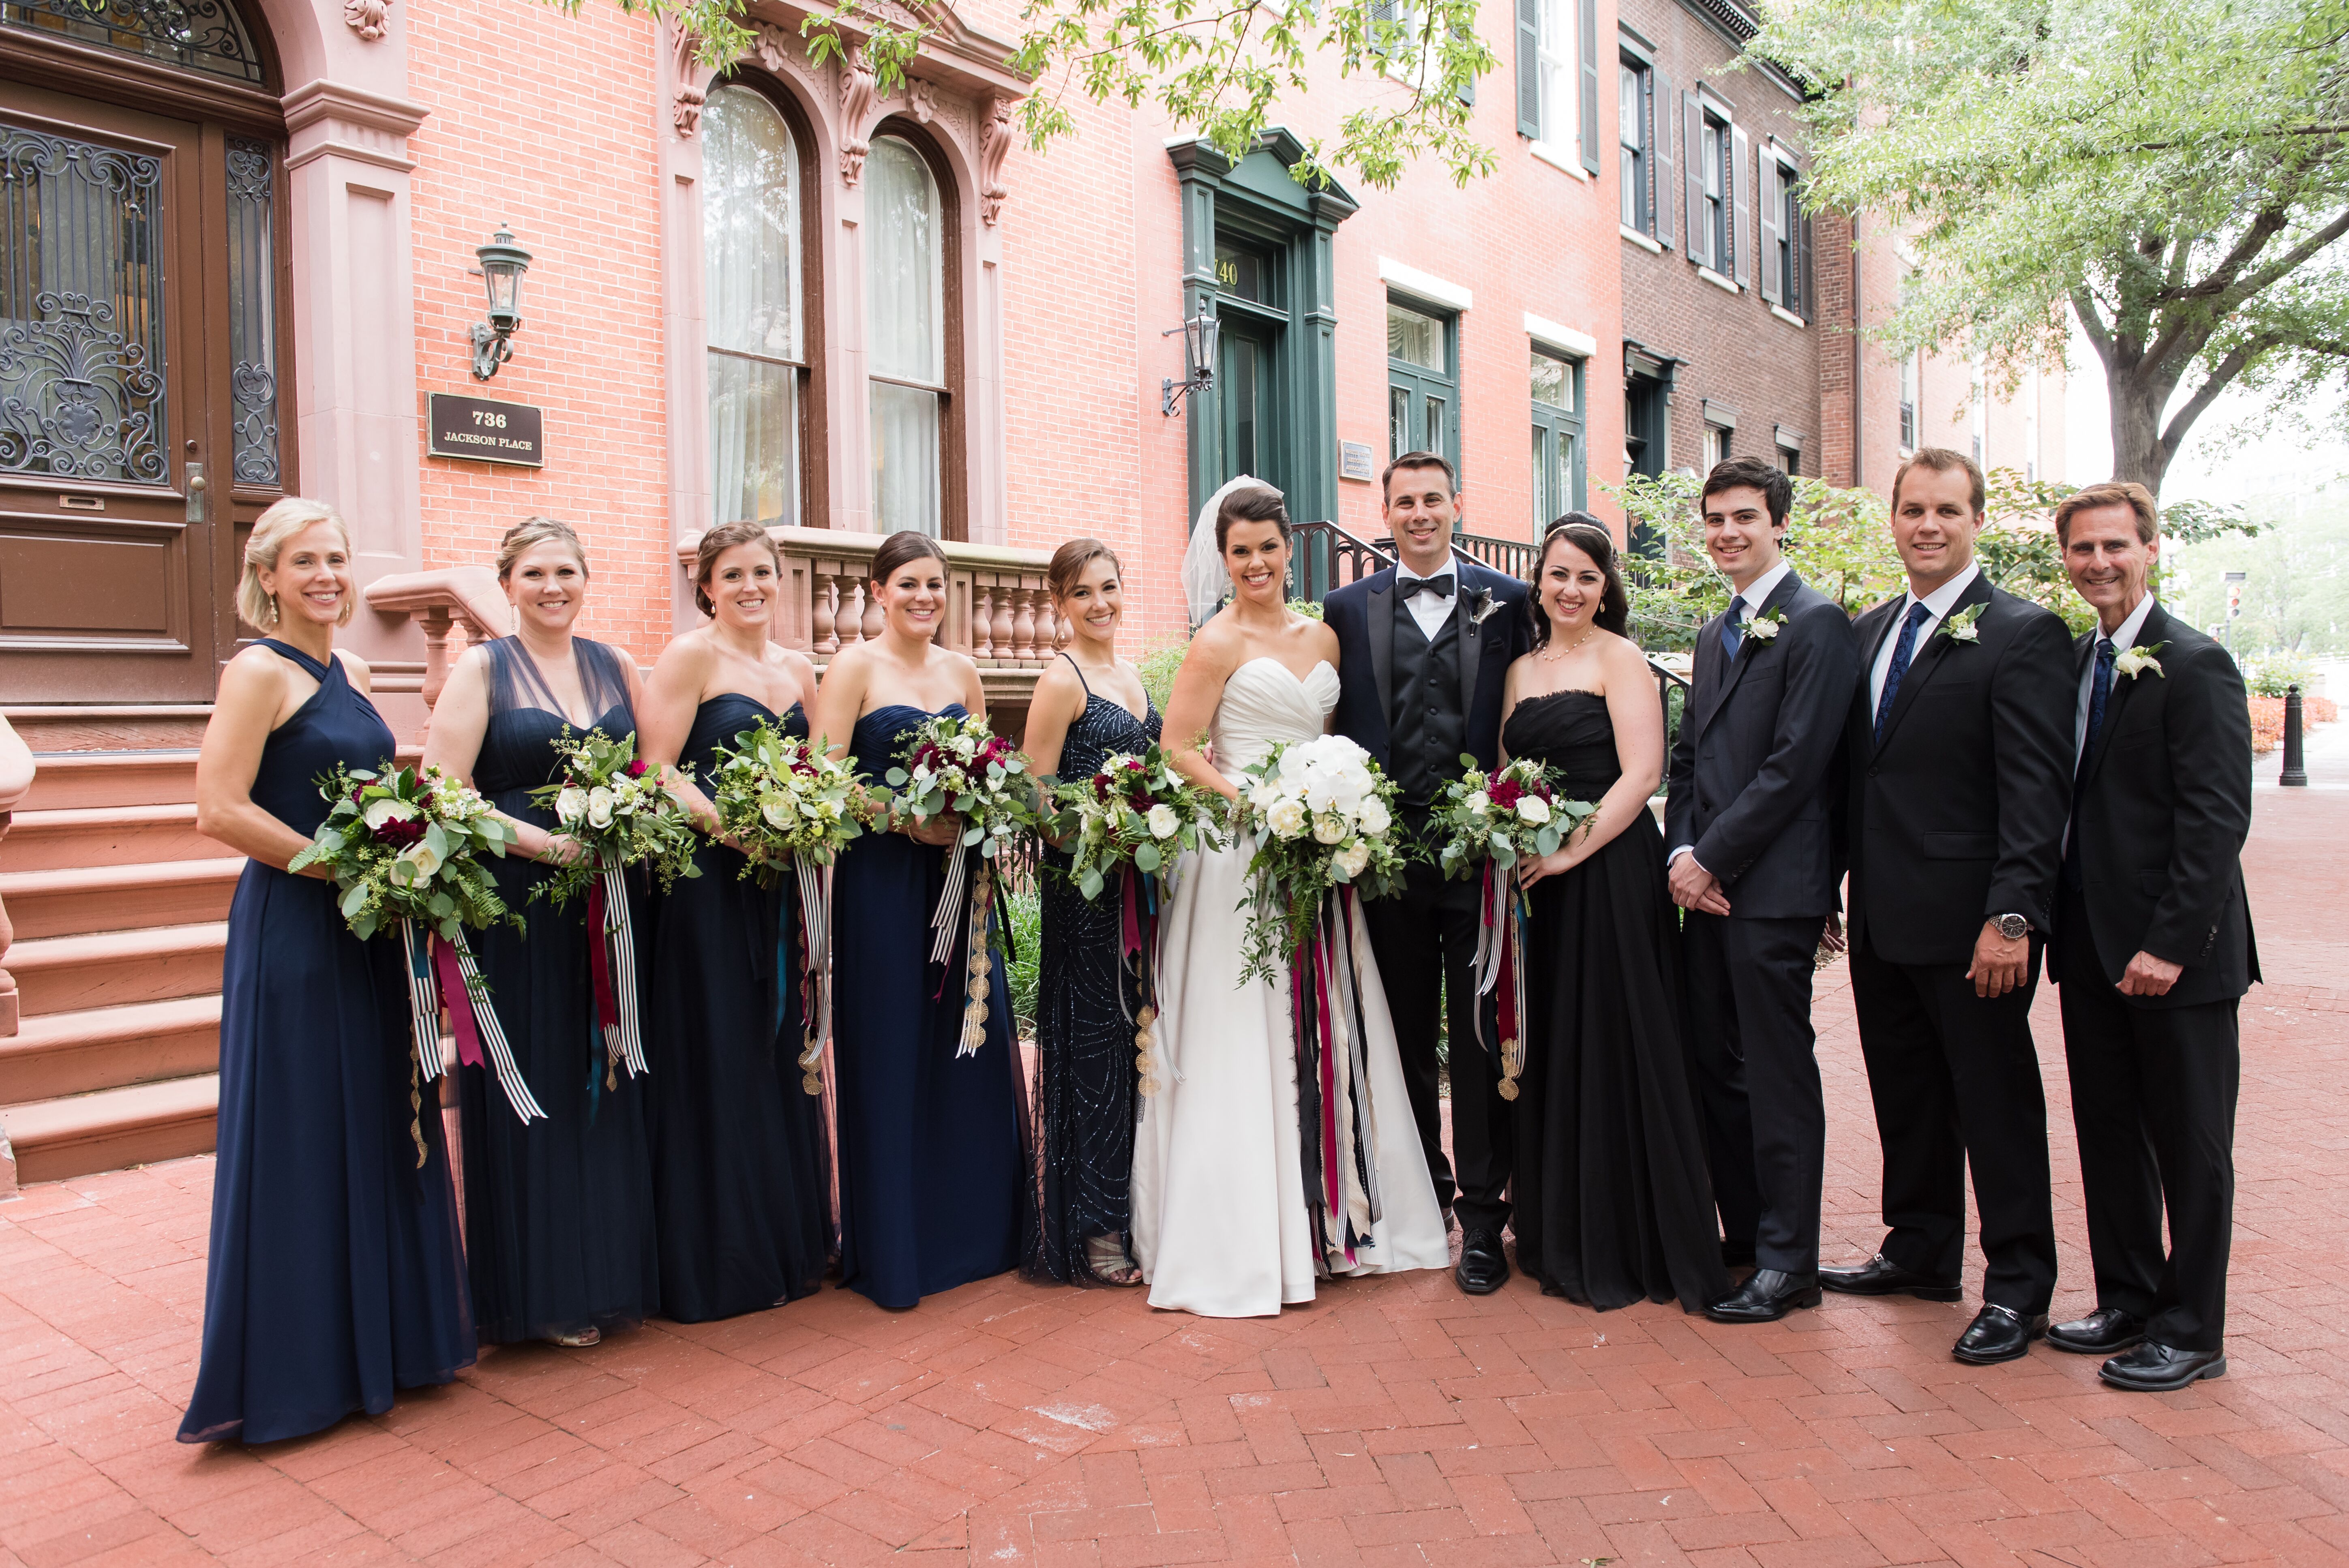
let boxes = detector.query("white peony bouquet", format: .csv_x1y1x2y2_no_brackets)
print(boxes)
1233,733,1406,985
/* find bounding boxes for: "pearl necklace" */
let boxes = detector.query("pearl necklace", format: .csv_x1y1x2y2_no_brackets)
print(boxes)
1537,623,1600,662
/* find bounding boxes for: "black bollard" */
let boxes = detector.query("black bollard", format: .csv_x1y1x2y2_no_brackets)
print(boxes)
2280,685,2308,788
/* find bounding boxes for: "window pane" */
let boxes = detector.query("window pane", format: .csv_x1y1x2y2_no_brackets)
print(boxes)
226,138,279,488
1221,331,1259,477
1530,424,1550,528
709,353,798,527
1389,385,1411,461
1530,349,1570,410
867,136,941,385
871,380,940,536
1215,239,1271,304
1387,301,1443,369
1423,393,1445,454
703,86,800,362
1618,65,1641,148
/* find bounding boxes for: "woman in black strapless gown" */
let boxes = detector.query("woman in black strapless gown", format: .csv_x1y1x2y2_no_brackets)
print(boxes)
1505,521,1729,1314
637,522,833,1321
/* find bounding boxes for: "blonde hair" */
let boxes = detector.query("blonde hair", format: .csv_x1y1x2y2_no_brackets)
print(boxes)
692,520,782,617
238,498,354,629
497,515,590,580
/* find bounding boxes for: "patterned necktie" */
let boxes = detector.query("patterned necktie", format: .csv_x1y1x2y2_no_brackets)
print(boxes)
2064,638,2118,889
1873,600,1933,744
1721,595,1747,662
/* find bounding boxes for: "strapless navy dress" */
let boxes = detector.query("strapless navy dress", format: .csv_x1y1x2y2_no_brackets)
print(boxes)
645,694,832,1322
832,703,1025,1307
180,639,474,1444
458,637,660,1344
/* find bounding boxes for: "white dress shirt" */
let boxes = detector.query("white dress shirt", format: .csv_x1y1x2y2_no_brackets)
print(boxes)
1395,562,1458,641
1868,561,1982,714
2077,593,2157,763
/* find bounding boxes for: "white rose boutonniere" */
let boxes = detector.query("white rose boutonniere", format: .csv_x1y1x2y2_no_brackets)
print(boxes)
1744,605,1786,642
2115,642,2166,681
1937,602,1986,644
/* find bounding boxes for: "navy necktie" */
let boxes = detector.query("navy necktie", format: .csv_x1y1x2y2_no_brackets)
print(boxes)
2064,639,2118,889
1721,595,1747,662
1873,600,1933,743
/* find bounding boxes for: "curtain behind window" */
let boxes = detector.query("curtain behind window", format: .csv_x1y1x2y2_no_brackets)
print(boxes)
867,136,943,536
704,85,801,529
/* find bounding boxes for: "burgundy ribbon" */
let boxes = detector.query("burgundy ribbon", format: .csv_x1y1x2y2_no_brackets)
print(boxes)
585,876,621,1034
430,934,485,1069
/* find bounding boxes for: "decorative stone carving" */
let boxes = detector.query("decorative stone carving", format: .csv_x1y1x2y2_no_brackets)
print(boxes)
839,43,879,186
980,96,1013,226
343,0,389,42
669,21,709,139
752,21,794,76
905,77,937,124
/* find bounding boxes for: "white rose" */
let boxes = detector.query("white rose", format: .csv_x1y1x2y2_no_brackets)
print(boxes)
586,786,616,829
1147,803,1180,839
1266,798,1308,839
1312,813,1345,845
760,792,794,829
1515,795,1552,826
1333,841,1371,878
953,735,977,759
554,786,588,825
363,797,418,831
1463,790,1491,818
1358,798,1391,836
394,839,443,883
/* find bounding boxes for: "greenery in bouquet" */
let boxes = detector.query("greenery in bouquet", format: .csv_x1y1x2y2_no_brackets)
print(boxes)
527,728,701,905
1428,755,1594,880
1049,744,1224,900
882,711,1037,861
1234,733,1407,985
289,763,519,941
708,719,871,885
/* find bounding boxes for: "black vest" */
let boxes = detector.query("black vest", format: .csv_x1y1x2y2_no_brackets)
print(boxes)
1390,602,1465,807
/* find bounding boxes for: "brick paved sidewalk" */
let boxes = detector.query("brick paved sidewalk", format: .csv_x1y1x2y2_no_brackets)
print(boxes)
4,749,2345,1567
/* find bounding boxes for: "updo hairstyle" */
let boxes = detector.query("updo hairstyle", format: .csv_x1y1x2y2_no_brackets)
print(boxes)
692,520,782,617
1529,514,1630,644
868,529,950,591
238,497,354,629
496,516,589,581
1214,484,1290,553
1046,537,1123,602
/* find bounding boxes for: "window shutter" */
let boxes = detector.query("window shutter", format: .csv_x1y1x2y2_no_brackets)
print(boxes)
1730,124,1751,287
1516,0,1541,138
1683,92,1705,267
1796,206,1814,319
1651,67,1674,246
1578,0,1600,174
1758,153,1781,304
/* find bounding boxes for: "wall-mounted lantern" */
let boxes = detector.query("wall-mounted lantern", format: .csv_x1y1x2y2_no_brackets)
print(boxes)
1160,310,1220,417
469,224,533,380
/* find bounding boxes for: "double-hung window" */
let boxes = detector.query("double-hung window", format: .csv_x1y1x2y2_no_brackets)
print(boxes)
705,83,808,529
1529,347,1585,526
1617,59,1644,228
1759,146,1810,318
1683,95,1744,283
1516,0,1601,175
1387,298,1459,467
867,135,947,536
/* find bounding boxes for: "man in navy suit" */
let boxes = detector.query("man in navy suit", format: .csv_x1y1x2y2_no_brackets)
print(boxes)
1663,457,1859,1324
1323,452,1532,1294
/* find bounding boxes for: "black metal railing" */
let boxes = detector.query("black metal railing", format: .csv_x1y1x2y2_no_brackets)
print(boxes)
1650,656,1691,756
1288,519,1397,604
1444,531,1538,582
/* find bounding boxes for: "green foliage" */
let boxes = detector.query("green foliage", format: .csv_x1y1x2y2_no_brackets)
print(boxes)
1001,882,1042,1037
2163,486,2349,656
2242,652,2319,698
1136,637,1187,714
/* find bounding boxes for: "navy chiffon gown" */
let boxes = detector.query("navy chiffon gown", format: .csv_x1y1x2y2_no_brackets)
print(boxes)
645,694,833,1322
458,637,660,1344
834,703,1026,1308
180,638,475,1444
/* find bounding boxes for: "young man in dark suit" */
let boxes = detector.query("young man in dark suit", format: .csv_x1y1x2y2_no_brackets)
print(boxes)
2047,481,2256,1392
1824,448,2076,1365
1663,457,1860,1324
1323,452,1533,1294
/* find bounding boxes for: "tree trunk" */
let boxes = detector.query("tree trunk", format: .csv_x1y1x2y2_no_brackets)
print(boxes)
2105,366,2175,499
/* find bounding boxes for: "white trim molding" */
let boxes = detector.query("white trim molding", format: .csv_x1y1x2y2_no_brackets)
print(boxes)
1770,303,1807,330
1619,223,1662,255
1523,312,1599,360
1378,257,1473,313
1697,264,1740,295
1531,141,1590,180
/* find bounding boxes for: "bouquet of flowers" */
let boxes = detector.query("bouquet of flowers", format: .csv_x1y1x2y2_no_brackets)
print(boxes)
1047,745,1225,1098
1231,733,1408,1274
289,762,544,1139
708,720,873,1095
880,712,1038,1057
529,729,701,1082
1425,756,1597,1102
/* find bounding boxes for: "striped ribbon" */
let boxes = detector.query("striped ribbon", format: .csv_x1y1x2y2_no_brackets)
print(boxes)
431,928,546,1123
1470,863,1529,1101
794,857,832,1095
586,866,649,1080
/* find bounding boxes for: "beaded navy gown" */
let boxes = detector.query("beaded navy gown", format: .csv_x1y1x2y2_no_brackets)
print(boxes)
833,703,1026,1308
180,639,474,1444
1503,690,1729,1313
1024,665,1159,1283
645,694,833,1322
458,637,660,1345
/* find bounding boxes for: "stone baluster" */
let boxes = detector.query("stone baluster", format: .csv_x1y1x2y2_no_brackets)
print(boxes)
1035,585,1062,657
970,582,994,660
837,577,866,649
990,578,1016,663
810,567,840,655
1009,585,1037,662
417,608,462,708
861,580,885,642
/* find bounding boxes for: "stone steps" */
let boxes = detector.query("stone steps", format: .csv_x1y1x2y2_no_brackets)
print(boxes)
5,803,228,871
0,859,244,941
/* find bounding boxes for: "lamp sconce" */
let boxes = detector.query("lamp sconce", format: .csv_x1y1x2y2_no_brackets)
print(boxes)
468,223,534,380
1160,310,1220,417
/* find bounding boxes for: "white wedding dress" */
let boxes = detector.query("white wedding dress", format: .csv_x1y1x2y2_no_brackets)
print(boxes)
1129,657,1451,1317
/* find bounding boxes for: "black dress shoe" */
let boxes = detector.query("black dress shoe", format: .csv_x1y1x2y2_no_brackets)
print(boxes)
1818,1253,1963,1302
2047,1307,2147,1356
1705,1268,1821,1324
1456,1228,1509,1295
1952,1303,2049,1365
2100,1341,2226,1392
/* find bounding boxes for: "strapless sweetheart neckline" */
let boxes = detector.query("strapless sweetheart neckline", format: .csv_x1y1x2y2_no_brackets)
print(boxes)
1236,656,1335,686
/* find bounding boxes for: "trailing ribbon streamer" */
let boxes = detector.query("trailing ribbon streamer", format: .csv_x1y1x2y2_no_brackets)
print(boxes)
1469,864,1529,1101
930,841,970,964
585,867,649,1082
396,922,441,1169
956,863,995,1058
1283,887,1385,1276
427,926,547,1124
794,857,832,1096
1122,868,1164,1097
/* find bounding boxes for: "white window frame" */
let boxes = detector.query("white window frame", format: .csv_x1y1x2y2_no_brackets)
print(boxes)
1532,0,1577,165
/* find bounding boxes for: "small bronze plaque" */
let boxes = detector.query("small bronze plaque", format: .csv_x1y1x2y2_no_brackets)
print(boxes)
427,393,546,467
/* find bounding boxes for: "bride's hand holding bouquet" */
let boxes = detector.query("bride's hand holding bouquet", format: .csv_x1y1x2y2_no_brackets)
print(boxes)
1233,732,1406,986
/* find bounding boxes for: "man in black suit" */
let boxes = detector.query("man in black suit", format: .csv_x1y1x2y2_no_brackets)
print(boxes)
2045,481,2255,1392
1663,457,1860,1324
1822,447,2075,1365
1324,452,1533,1294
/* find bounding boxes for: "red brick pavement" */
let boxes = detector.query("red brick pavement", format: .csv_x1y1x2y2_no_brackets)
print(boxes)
4,761,2346,1567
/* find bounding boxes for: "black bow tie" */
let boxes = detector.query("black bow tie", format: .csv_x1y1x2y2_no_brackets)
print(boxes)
1399,574,1456,601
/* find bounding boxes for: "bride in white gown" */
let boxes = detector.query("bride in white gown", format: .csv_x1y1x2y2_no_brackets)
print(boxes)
1128,479,1451,1318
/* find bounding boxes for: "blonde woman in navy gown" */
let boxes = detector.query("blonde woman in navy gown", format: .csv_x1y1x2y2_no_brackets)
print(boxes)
813,531,1026,1308
637,519,833,1320
182,499,472,1444
422,517,658,1347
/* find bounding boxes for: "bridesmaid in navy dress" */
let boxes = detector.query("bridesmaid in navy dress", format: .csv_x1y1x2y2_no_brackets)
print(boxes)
421,517,659,1347
182,499,473,1444
1020,540,1159,1285
636,519,832,1321
813,531,1027,1309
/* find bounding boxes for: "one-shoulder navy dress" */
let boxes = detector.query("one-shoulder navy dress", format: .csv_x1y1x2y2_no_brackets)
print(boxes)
832,703,1026,1308
645,694,832,1322
458,637,660,1344
180,639,475,1444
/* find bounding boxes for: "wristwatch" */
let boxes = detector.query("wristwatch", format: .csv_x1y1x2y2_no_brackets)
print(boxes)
1990,913,2032,941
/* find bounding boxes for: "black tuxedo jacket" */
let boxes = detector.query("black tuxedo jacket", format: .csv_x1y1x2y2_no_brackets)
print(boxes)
1841,574,2075,967
1663,570,1858,920
1325,558,1532,780
2052,601,2259,1007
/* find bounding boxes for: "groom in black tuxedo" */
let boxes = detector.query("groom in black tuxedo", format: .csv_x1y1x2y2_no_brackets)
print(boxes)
1324,452,1532,1294
1825,448,2075,1366
1663,458,1858,1324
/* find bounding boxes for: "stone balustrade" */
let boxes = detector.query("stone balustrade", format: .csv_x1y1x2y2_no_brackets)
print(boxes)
362,567,510,711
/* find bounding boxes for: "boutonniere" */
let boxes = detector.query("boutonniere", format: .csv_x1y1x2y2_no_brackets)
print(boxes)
1466,587,1502,628
1743,606,1787,643
1937,602,1985,644
2115,641,2166,680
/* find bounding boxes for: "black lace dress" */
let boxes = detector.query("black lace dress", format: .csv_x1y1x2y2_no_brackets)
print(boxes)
1023,664,1161,1283
1503,690,1730,1313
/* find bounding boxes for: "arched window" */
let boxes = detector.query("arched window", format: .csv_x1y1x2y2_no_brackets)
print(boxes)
866,134,945,537
704,83,806,528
